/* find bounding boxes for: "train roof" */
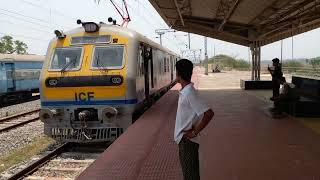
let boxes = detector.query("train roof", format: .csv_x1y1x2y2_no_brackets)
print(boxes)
59,24,179,57
0,54,45,62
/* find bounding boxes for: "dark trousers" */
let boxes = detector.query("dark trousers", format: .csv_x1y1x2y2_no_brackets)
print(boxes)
179,137,200,180
274,99,287,113
272,81,280,98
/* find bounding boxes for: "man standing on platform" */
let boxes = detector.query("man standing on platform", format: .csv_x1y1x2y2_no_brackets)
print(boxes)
174,59,214,180
268,58,283,101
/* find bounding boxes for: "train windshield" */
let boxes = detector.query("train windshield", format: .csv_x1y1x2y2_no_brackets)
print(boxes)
50,47,82,71
92,45,124,69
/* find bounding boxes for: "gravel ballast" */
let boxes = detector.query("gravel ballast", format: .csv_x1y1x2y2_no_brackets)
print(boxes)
0,100,40,119
0,121,44,157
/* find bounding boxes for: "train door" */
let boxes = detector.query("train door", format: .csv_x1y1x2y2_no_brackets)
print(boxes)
143,46,153,99
4,62,15,92
170,56,174,81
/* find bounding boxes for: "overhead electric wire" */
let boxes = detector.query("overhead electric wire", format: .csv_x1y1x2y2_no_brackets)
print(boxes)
0,32,49,42
134,0,188,50
0,8,72,29
126,1,185,53
0,19,51,34
19,0,78,22
0,8,51,25
0,12,53,29
135,0,167,27
130,0,188,51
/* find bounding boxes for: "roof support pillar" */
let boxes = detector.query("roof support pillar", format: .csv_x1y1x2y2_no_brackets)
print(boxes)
250,41,261,81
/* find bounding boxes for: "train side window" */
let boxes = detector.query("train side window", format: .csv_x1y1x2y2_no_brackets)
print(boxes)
141,61,144,75
137,48,143,75
163,57,167,73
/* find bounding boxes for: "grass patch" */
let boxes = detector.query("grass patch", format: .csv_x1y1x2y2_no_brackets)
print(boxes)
298,118,320,135
0,136,55,173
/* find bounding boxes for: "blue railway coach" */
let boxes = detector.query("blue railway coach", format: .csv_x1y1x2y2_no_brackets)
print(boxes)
0,54,44,103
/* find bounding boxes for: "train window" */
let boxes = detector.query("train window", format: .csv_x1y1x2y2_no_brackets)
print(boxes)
159,61,162,74
164,58,167,73
71,35,111,45
91,45,124,69
49,47,83,71
138,48,144,75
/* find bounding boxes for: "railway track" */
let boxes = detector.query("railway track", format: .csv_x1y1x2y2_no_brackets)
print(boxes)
0,109,40,133
0,95,40,108
6,142,107,180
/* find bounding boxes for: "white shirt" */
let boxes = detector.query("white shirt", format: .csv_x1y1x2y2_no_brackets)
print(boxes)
280,83,295,94
174,83,210,144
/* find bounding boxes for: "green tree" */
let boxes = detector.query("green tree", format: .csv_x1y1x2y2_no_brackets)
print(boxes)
282,60,303,68
206,54,250,70
234,59,250,69
0,35,28,54
0,35,15,54
309,57,320,69
14,40,28,54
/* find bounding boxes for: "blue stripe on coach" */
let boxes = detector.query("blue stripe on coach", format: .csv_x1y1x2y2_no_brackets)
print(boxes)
41,99,138,106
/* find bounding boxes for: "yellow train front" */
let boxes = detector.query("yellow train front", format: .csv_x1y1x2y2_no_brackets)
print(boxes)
39,20,178,142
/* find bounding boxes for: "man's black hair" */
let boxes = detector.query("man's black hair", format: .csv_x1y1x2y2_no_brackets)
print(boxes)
176,59,193,82
272,58,280,63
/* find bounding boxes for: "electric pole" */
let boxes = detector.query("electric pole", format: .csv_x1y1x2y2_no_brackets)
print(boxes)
181,49,201,63
188,33,191,49
155,29,176,46
204,37,208,75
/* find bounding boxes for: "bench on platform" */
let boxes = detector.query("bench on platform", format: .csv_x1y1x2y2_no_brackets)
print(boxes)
286,76,320,117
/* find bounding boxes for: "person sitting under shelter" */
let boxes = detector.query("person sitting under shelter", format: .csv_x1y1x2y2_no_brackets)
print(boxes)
272,77,299,115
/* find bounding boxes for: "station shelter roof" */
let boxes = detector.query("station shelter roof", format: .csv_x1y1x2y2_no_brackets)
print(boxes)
148,0,320,46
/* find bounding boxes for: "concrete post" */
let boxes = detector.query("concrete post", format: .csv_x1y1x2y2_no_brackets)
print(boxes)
250,44,254,81
257,41,261,80
204,37,208,75
250,41,261,81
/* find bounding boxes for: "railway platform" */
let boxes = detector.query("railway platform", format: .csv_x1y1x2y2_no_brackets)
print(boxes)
78,70,320,180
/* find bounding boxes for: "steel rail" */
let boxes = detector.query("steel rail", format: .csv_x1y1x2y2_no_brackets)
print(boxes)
0,109,40,133
0,109,40,123
7,142,71,180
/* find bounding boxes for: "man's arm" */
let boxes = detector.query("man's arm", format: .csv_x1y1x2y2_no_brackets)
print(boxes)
268,67,274,76
184,109,214,139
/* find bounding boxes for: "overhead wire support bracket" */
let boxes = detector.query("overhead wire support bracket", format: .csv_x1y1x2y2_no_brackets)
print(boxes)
109,0,131,27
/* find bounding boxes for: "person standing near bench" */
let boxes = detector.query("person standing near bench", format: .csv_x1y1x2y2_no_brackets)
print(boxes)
174,59,214,180
268,58,283,101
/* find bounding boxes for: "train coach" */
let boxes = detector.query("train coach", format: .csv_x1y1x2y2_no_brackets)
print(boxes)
39,20,179,142
0,54,44,104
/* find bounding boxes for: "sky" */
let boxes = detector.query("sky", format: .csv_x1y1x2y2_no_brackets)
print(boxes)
1,0,320,62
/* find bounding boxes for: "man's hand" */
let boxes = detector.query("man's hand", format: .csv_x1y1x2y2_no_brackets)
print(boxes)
183,129,197,139
183,109,214,139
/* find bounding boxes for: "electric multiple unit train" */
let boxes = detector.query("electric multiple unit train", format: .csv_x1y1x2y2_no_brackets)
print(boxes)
39,20,179,142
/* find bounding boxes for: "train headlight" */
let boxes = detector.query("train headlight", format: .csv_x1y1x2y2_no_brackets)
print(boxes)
111,76,123,85
40,109,54,122
54,30,66,39
40,109,63,122
77,19,100,33
101,107,118,123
